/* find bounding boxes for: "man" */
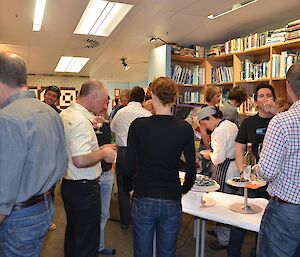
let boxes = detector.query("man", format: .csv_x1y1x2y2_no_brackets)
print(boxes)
227,83,276,257
60,80,116,257
43,85,62,231
0,52,68,256
111,86,152,229
257,63,300,257
109,88,131,121
95,97,116,256
44,85,62,113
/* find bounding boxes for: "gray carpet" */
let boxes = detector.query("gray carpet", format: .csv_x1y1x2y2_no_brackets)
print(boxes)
41,186,256,257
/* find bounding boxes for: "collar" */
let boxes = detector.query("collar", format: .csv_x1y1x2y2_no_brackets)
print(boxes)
70,102,94,123
127,101,143,107
1,91,36,108
289,100,300,110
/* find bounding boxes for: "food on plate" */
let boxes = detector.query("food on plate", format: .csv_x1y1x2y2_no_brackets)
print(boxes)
232,177,250,183
194,175,215,187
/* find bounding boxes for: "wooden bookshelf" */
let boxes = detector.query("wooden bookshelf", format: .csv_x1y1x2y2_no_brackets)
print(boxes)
170,38,300,113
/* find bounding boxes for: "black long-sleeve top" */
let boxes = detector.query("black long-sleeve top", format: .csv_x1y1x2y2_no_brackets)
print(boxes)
125,115,196,201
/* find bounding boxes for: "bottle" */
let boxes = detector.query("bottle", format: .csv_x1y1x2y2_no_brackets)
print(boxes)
243,143,256,180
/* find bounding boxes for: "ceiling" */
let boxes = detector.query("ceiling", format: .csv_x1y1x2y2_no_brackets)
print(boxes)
1,0,300,82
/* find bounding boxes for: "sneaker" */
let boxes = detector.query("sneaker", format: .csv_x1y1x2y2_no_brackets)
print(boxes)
209,241,228,251
48,223,57,231
207,229,217,237
98,248,116,255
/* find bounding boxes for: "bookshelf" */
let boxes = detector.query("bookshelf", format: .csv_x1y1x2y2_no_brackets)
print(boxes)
168,38,300,114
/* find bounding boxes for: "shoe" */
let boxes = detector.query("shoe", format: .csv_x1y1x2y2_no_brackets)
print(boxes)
209,241,228,251
120,224,129,230
48,223,57,231
98,248,116,255
207,229,217,237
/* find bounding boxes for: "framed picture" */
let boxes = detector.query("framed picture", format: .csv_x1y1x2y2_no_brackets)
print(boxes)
114,89,120,98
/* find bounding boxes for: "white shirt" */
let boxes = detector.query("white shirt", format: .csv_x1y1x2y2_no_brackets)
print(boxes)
110,102,152,147
210,120,240,179
60,102,101,180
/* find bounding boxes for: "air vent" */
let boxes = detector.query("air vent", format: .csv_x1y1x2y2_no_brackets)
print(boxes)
84,38,100,48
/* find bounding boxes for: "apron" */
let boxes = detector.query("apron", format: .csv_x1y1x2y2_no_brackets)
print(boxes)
212,119,235,192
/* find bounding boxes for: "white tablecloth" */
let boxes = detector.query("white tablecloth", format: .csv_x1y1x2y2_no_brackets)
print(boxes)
182,191,268,232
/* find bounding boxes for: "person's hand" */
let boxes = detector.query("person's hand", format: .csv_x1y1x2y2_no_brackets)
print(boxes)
263,99,277,115
202,150,211,160
101,145,116,163
100,144,117,151
92,115,109,129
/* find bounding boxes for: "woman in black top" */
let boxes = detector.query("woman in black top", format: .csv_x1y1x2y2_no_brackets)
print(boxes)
125,77,196,257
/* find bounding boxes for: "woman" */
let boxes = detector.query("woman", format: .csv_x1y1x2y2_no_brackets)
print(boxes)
197,106,239,250
125,77,196,257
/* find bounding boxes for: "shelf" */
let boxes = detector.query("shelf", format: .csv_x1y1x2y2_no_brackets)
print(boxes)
272,77,286,81
208,82,233,86
234,45,270,56
235,78,270,84
176,83,204,87
171,55,205,64
207,53,233,61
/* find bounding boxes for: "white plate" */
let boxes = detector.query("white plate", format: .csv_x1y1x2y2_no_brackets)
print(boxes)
226,177,251,187
192,181,220,192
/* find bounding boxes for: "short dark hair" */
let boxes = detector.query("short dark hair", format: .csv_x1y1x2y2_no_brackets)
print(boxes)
254,83,276,101
0,52,27,88
45,85,61,97
286,62,300,98
228,86,247,105
129,86,145,103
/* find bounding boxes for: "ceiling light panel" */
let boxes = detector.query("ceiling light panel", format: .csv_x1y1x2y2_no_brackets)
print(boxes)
74,0,133,37
55,56,89,73
33,0,47,31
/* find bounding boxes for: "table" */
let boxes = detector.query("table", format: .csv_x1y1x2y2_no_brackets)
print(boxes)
182,191,268,257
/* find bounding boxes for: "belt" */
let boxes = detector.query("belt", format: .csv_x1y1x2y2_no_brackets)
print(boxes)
63,178,98,184
13,188,53,211
272,196,298,205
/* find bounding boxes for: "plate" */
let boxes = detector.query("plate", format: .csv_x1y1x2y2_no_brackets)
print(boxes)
226,177,251,187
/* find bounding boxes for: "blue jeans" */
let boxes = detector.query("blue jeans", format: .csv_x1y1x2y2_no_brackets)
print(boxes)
0,195,53,257
257,199,300,257
131,197,182,257
98,170,114,251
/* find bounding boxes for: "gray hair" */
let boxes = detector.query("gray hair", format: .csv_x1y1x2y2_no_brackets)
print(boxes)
286,62,300,99
0,52,27,88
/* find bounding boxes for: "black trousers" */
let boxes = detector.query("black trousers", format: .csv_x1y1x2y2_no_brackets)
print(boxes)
61,178,101,257
116,147,131,226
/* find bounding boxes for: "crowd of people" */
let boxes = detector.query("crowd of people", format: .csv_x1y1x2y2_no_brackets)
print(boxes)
0,50,299,257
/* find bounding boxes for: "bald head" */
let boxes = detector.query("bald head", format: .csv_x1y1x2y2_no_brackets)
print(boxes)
0,52,27,88
77,79,109,115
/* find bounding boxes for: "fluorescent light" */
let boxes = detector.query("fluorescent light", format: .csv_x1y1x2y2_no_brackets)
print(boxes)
74,0,133,37
33,0,47,31
55,57,89,72
208,0,258,20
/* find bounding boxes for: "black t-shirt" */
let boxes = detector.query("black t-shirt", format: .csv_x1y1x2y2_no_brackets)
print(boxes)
96,122,112,172
125,115,196,200
235,113,272,161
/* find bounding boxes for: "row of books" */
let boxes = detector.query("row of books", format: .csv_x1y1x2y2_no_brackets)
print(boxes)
171,64,205,85
272,51,300,77
211,66,233,84
237,95,256,114
240,60,270,81
225,32,269,54
176,91,205,104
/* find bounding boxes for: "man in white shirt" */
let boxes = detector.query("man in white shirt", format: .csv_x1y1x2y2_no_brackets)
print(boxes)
111,86,152,229
60,80,116,257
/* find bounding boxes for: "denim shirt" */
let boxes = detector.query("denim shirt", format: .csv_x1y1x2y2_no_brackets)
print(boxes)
0,91,68,216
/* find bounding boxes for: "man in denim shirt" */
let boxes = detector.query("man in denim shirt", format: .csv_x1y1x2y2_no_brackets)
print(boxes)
0,52,68,256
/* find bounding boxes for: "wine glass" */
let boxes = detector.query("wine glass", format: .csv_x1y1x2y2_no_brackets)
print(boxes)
93,115,104,134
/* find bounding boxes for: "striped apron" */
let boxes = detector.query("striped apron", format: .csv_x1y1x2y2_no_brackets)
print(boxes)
215,158,235,192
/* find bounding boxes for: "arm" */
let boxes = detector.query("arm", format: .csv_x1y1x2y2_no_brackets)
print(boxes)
182,125,197,194
235,142,246,173
199,123,211,149
210,129,227,165
72,144,116,168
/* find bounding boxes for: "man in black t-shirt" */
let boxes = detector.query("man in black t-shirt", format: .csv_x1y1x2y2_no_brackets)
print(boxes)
228,83,276,257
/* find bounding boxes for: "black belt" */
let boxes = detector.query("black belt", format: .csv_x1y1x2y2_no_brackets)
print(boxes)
13,188,53,211
118,146,126,149
63,178,98,184
272,196,299,205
